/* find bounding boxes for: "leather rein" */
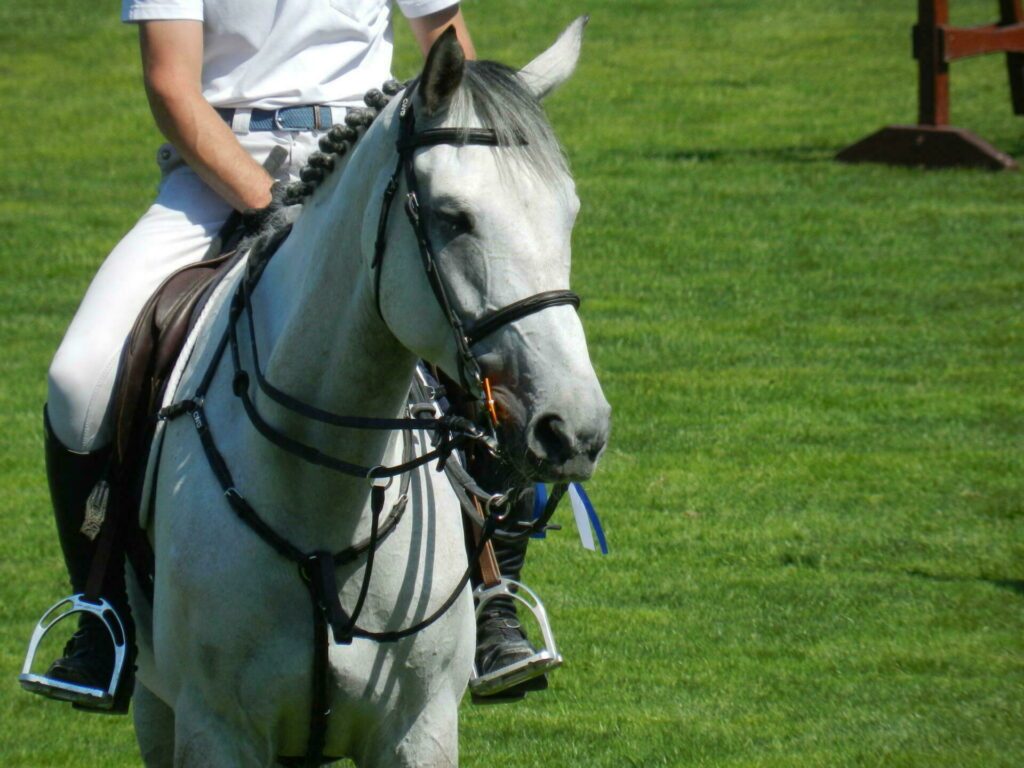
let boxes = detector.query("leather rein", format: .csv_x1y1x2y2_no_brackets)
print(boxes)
159,86,580,767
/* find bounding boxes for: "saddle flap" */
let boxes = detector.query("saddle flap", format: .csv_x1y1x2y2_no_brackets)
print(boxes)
112,249,241,472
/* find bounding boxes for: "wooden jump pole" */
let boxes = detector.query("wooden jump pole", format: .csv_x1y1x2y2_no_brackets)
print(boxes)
837,0,1024,170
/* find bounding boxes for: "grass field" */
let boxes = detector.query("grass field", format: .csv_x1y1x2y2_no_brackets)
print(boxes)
2,1,1022,765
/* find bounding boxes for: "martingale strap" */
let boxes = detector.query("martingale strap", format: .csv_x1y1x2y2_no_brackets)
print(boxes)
225,287,475,481
163,318,502,767
239,275,482,436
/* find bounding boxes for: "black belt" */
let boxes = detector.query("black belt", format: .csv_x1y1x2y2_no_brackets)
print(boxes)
217,105,337,132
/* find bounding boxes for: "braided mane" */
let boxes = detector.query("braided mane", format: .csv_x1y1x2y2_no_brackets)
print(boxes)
285,79,405,206
241,60,567,255
238,79,403,254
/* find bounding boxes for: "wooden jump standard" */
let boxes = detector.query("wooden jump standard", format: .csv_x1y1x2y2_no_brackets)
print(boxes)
838,0,1024,170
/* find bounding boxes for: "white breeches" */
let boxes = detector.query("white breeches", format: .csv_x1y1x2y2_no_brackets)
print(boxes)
48,129,324,453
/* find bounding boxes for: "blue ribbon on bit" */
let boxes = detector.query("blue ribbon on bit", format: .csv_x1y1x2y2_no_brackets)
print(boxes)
531,483,549,539
532,482,608,554
569,482,608,555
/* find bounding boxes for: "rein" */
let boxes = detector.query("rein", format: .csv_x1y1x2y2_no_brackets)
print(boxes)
160,84,578,767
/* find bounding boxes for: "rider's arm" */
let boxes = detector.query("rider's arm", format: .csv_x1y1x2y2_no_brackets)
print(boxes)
407,4,476,59
139,20,274,212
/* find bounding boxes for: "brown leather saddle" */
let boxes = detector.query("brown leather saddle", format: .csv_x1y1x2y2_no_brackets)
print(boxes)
111,244,242,487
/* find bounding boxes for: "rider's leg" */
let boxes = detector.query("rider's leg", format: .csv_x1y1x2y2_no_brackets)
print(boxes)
33,133,311,707
434,369,559,702
33,152,235,709
46,146,234,454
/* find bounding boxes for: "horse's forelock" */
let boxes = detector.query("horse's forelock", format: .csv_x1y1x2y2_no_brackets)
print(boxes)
448,60,570,184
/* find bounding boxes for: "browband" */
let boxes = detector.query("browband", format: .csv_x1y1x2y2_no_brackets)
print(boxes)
397,128,527,152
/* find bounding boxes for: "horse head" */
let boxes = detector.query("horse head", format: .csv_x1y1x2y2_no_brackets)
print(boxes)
372,18,610,483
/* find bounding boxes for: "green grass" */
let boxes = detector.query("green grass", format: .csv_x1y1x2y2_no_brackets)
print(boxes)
2,1,1023,765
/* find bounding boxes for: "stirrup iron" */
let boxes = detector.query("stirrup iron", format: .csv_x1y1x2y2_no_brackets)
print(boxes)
19,594,128,710
469,578,563,697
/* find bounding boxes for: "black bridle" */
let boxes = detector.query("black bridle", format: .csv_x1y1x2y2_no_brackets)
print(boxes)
372,94,581,400
160,86,578,767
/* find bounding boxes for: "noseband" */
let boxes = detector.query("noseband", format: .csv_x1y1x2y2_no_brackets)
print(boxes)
372,92,581,402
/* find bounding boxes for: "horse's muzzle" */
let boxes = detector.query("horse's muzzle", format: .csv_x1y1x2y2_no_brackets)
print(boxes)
523,402,610,482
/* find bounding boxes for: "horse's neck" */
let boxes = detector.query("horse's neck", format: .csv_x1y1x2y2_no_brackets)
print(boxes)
237,130,415,547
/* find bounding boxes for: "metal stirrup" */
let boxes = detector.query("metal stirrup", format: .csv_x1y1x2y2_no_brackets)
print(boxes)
19,594,128,709
468,579,563,697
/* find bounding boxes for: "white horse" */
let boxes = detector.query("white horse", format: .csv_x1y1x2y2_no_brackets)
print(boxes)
130,18,609,767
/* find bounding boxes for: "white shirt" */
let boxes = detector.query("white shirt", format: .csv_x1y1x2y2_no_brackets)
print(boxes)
122,0,458,109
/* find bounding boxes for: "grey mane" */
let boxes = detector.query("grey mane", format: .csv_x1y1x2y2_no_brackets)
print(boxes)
449,60,568,182
239,59,568,255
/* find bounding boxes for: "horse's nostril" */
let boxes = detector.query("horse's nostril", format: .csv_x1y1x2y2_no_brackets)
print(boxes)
531,413,573,463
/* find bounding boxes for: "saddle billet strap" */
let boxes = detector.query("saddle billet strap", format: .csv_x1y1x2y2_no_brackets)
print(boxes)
471,499,503,589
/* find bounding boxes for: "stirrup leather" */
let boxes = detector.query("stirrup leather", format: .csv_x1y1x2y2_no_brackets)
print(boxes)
19,594,128,710
469,578,563,697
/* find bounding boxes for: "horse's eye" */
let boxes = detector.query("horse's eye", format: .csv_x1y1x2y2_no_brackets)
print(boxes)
435,209,473,235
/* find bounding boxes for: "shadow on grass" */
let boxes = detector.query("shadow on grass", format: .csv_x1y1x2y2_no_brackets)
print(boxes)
906,569,1024,598
644,145,841,165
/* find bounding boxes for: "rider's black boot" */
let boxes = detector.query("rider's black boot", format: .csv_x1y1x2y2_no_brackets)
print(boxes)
435,367,560,702
471,484,553,703
29,410,130,713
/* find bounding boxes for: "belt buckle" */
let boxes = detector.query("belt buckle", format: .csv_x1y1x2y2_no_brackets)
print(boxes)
273,107,304,133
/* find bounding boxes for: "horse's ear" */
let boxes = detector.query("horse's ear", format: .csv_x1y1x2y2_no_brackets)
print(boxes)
419,26,465,116
518,15,588,100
